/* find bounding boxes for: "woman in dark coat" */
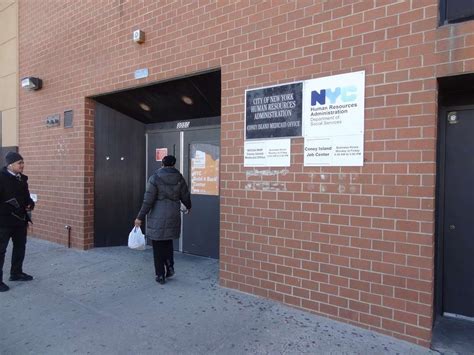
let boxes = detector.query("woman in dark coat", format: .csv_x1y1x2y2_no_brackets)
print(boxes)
134,155,191,284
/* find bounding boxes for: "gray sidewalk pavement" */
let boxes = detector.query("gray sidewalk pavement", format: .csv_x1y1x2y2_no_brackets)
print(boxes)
1,238,436,355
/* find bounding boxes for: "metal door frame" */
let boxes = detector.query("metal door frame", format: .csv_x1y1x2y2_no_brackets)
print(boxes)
145,121,220,253
435,104,474,318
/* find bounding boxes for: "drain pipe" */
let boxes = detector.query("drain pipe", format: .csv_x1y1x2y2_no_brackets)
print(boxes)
65,225,72,248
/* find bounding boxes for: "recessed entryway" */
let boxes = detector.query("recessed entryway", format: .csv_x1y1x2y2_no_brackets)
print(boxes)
91,70,221,259
433,73,474,352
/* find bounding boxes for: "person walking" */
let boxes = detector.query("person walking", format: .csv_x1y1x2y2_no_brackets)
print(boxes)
0,152,35,292
135,155,191,284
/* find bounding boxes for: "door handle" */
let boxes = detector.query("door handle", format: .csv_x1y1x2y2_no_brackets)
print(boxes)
449,224,456,230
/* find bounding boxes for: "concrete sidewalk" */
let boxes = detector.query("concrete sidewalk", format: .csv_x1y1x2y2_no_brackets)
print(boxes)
1,238,435,355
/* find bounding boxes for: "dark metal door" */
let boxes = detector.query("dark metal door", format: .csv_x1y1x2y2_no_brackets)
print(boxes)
443,109,474,318
183,128,220,258
94,103,146,247
147,131,180,179
147,131,181,250
147,127,220,258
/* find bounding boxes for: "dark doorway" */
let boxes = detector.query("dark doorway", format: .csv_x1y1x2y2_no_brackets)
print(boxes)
433,74,474,352
92,70,221,258
146,129,181,253
440,107,474,318
147,119,220,258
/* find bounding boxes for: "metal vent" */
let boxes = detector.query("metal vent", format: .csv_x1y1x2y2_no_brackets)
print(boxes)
64,110,73,128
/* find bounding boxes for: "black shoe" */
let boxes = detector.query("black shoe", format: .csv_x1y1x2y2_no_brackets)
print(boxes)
0,282,9,292
155,275,165,284
9,273,33,281
166,265,175,278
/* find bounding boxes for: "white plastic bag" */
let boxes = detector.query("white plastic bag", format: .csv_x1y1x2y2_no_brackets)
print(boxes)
128,227,146,250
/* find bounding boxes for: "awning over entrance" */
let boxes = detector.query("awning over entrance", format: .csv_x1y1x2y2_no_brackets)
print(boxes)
93,70,221,124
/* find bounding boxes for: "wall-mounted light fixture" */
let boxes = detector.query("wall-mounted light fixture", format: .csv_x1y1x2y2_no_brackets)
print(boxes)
21,77,43,91
447,111,458,125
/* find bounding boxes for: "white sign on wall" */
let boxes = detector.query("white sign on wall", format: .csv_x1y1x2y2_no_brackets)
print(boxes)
304,135,363,166
244,138,291,167
303,71,365,166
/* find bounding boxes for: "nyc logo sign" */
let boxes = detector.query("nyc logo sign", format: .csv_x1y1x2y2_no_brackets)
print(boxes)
311,86,358,106
302,70,365,137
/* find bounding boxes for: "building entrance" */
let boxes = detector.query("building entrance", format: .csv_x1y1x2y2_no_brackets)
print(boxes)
147,120,220,258
440,107,474,319
92,70,221,252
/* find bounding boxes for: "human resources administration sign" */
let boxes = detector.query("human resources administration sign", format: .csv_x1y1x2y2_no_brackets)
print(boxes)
243,71,365,167
303,71,365,166
245,82,303,140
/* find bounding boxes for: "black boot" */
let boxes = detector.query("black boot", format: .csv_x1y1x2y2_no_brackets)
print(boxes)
0,281,10,292
165,261,174,278
155,275,165,284
9,272,33,281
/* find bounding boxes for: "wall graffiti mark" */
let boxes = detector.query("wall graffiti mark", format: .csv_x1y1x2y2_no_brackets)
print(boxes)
245,182,287,191
55,136,69,158
246,169,289,178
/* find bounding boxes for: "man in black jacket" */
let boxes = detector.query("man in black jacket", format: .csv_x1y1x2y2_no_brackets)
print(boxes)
135,155,191,284
0,152,35,292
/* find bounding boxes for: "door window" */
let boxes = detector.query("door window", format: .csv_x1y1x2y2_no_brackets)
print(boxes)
190,143,219,196
440,0,474,24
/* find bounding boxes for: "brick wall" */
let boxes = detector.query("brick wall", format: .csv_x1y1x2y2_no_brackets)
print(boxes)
19,0,474,346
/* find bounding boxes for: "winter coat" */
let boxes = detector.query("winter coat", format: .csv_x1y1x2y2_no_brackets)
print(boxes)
0,167,35,227
137,167,191,241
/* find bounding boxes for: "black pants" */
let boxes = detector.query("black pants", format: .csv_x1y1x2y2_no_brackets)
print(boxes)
152,239,173,277
0,226,27,282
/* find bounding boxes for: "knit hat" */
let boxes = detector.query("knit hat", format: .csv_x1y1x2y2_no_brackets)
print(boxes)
5,151,24,166
162,155,176,167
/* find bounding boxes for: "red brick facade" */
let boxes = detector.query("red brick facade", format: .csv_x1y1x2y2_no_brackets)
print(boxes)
18,0,474,346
